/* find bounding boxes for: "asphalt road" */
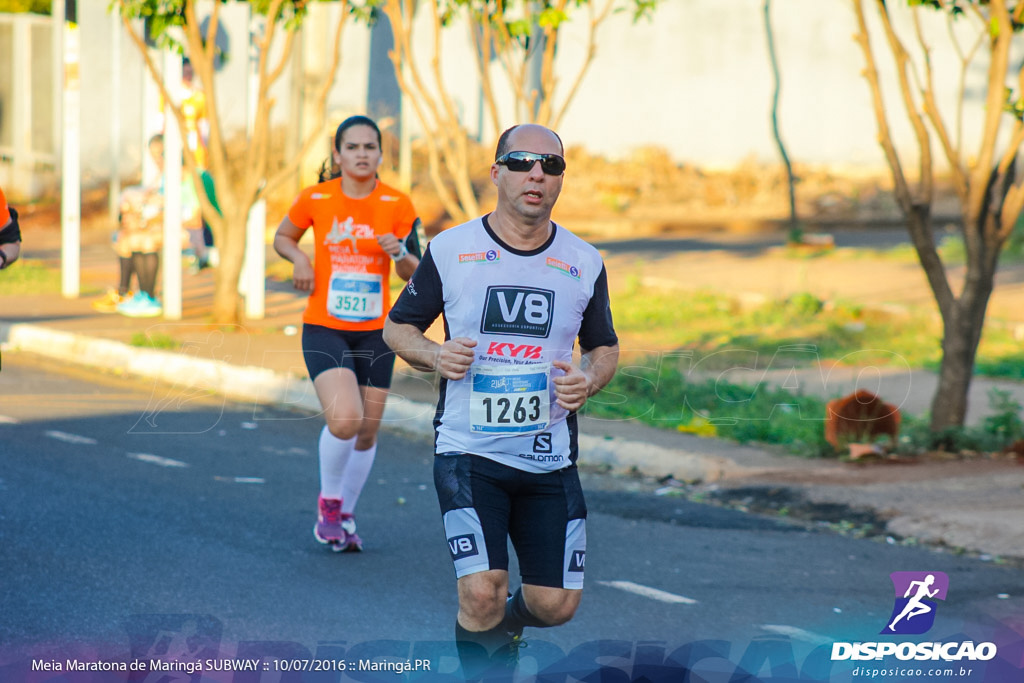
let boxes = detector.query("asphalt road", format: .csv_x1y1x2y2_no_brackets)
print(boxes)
2,352,1022,681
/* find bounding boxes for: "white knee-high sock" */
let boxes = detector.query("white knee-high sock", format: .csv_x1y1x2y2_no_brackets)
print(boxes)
318,425,356,500
340,444,377,514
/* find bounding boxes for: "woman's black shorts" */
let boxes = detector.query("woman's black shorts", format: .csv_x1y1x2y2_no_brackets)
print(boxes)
302,323,396,388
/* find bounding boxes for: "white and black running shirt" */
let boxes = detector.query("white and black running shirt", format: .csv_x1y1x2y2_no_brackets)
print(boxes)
388,215,618,473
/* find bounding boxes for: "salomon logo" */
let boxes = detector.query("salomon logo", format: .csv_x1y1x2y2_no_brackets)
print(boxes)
533,433,552,453
481,286,554,338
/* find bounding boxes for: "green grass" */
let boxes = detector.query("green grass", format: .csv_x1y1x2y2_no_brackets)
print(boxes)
601,276,1024,457
129,332,179,350
610,281,947,371
0,259,62,295
583,365,834,456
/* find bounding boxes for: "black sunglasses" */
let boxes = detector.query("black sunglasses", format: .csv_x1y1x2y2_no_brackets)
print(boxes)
496,151,566,175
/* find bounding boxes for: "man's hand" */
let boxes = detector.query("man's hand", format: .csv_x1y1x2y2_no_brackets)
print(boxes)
552,359,591,412
436,337,477,380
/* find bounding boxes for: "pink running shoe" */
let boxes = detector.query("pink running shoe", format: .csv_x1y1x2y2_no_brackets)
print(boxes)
314,497,346,546
339,514,363,552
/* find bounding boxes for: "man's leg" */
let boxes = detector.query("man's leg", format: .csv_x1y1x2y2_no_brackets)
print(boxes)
509,584,581,629
454,570,515,677
435,456,519,677
503,465,588,637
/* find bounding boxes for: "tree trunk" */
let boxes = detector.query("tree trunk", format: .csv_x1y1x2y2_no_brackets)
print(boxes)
931,307,976,430
764,0,798,237
210,207,248,325
929,245,997,432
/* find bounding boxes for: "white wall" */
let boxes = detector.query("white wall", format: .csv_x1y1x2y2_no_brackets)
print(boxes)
5,0,1017,198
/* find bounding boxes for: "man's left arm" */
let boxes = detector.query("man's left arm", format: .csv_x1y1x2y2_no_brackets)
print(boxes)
552,344,619,412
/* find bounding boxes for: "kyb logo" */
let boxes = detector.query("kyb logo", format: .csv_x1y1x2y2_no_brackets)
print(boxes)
486,342,543,359
447,534,479,561
481,286,554,338
882,571,948,635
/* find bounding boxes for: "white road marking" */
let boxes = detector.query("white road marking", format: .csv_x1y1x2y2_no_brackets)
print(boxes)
45,430,97,445
127,453,189,468
214,476,266,484
759,624,834,646
597,580,698,604
0,415,20,424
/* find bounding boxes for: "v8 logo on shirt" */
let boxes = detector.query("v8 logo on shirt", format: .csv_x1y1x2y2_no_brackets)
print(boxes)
480,286,554,338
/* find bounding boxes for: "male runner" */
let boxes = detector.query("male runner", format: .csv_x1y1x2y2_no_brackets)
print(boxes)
383,123,619,676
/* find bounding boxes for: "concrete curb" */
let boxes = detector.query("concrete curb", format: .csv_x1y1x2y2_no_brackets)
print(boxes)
1,322,738,482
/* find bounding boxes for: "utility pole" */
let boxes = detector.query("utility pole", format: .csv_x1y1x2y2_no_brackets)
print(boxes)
161,53,183,320
57,0,81,299
241,10,266,320
108,11,122,222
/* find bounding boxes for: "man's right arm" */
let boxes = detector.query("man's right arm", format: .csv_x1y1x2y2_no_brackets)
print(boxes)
383,320,439,373
384,244,477,380
384,321,478,380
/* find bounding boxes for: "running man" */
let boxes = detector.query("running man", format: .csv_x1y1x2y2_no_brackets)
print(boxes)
383,124,619,676
275,115,421,552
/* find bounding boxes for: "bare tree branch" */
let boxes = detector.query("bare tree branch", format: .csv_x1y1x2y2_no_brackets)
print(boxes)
552,0,614,130
852,0,953,314
913,7,966,200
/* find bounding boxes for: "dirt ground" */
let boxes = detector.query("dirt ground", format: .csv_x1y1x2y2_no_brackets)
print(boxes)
11,134,967,242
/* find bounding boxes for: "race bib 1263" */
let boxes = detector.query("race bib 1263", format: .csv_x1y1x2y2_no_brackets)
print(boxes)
469,363,550,434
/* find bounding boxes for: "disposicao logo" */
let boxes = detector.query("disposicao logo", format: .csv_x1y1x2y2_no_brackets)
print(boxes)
883,571,948,635
830,570,998,663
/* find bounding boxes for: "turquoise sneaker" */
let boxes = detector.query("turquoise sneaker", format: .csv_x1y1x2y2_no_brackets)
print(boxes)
117,292,163,318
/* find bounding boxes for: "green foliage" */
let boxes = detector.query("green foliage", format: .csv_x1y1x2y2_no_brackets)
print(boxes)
130,332,179,350
982,388,1024,442
786,292,824,316
1003,87,1024,122
895,388,1024,455
440,0,660,47
586,352,1024,459
0,260,60,294
907,0,965,17
113,0,316,52
584,362,834,456
0,0,51,13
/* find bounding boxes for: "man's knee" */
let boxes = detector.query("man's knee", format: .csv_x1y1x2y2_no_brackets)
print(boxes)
458,573,508,627
523,587,581,626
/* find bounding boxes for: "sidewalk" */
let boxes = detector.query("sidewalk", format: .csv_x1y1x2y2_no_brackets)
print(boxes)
2,224,1023,563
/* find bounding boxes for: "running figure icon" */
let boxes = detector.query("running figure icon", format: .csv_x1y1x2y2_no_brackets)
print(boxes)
888,574,939,631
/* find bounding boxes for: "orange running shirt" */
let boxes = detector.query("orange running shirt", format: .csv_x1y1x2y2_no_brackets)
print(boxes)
0,185,9,226
288,178,417,331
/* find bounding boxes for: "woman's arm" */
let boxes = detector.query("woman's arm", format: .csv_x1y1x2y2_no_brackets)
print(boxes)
273,217,315,291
